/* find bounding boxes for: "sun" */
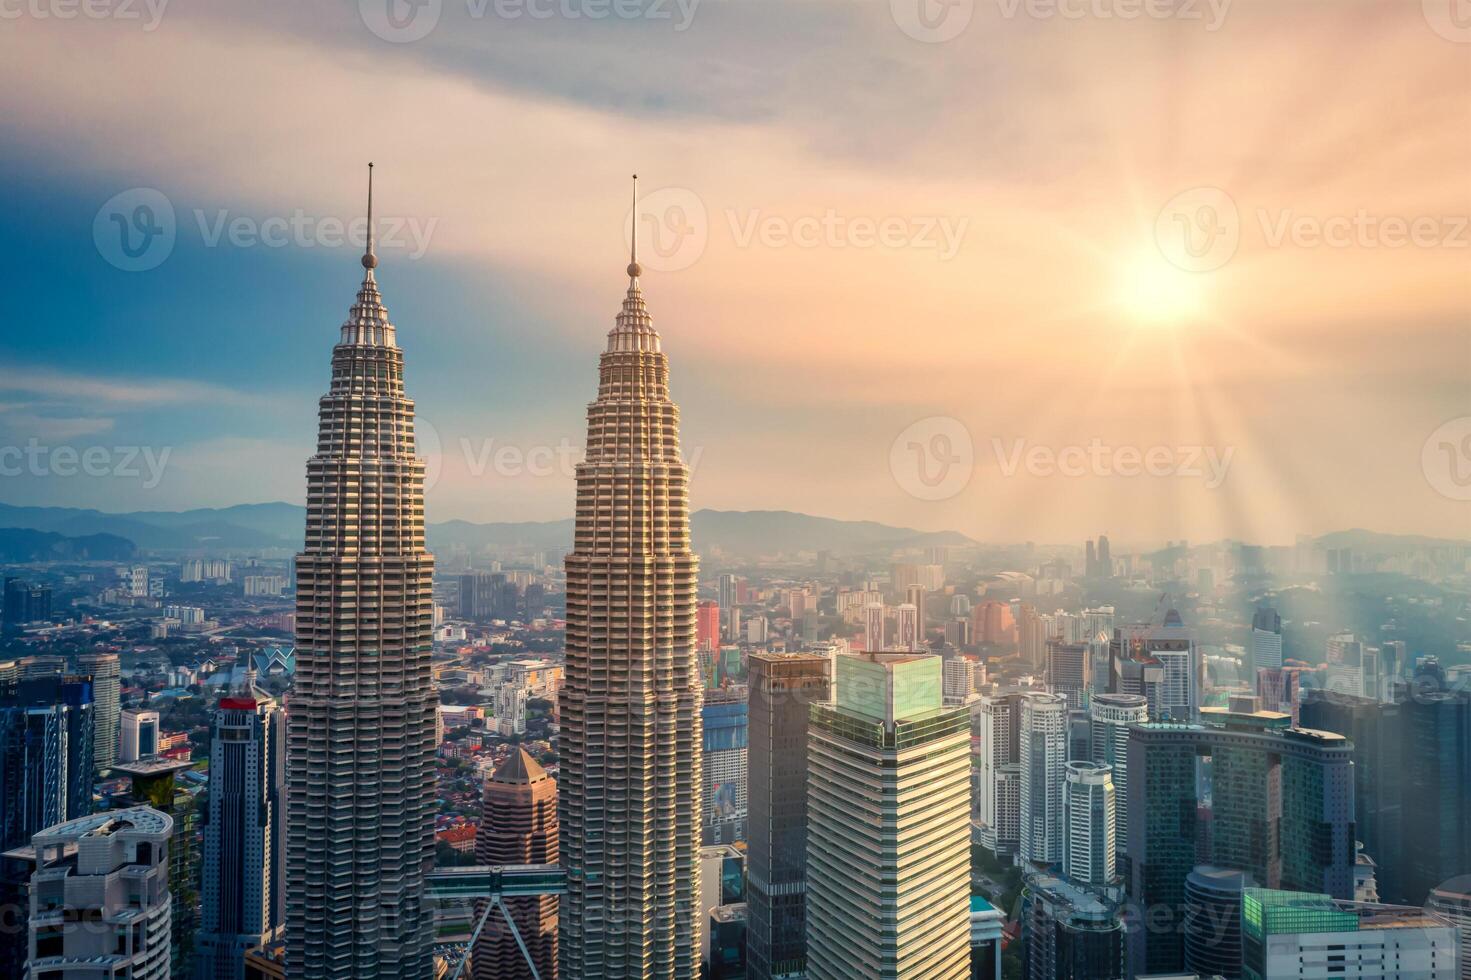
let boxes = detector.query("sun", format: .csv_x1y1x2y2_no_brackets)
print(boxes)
1113,250,1208,327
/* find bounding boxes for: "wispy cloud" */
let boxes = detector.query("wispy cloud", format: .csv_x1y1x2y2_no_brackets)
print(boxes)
1,414,117,440
0,368,261,408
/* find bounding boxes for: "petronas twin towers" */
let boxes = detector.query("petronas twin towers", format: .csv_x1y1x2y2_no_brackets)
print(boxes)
287,170,701,979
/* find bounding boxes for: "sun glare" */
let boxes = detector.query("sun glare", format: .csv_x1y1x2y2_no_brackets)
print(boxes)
1114,250,1208,327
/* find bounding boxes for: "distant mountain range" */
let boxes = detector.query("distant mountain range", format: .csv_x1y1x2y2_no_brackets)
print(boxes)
0,528,136,562
0,502,974,558
1,503,1461,561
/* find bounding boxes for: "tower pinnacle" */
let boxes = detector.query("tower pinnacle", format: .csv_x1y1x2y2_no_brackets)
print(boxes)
627,173,642,280
362,162,377,270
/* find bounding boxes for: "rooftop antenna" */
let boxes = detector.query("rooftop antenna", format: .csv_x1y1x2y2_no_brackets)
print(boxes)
627,173,641,279
362,162,377,270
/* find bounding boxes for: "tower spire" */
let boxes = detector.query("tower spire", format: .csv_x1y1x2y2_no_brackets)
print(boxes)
362,162,377,270
627,173,641,280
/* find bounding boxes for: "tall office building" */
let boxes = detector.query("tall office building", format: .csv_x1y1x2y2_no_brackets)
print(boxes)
75,652,119,777
23,807,174,979
559,218,702,980
703,687,749,845
892,602,919,651
862,602,885,651
1256,666,1302,724
976,691,1024,857
1020,692,1069,866
199,690,285,980
1182,865,1254,980
1241,888,1460,980
746,652,830,980
1108,608,1199,722
0,675,95,852
1062,761,1115,886
3,577,52,628
286,170,439,980
1300,689,1470,906
119,707,159,762
1046,640,1089,710
904,584,927,640
1326,632,1365,697
698,599,720,652
1088,693,1147,864
474,748,558,980
806,653,971,980
1019,872,1126,980
1249,606,1283,673
1124,709,1356,974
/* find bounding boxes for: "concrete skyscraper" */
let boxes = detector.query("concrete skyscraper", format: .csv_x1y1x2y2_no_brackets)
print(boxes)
1062,761,1116,886
474,748,559,980
1249,606,1283,673
1020,692,1069,866
806,653,971,980
1088,693,1147,863
746,652,831,980
560,190,703,980
286,167,438,979
199,689,285,980
75,652,119,776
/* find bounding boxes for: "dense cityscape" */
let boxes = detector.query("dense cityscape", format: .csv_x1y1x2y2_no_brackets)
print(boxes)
1,185,1468,980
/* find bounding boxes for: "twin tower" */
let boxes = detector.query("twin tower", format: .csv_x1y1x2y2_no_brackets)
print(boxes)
285,169,702,979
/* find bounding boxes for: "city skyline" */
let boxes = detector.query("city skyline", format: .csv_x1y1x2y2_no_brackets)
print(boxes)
1,3,1467,545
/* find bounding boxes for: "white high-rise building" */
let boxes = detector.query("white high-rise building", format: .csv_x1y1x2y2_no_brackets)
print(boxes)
76,652,120,776
1250,607,1284,673
1089,693,1148,862
807,653,971,980
1062,761,1116,885
894,602,919,651
863,602,886,652
1020,692,1069,866
976,692,1026,856
25,807,174,979
119,707,160,762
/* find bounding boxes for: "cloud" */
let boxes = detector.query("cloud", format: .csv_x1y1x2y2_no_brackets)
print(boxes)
0,367,262,409
1,414,117,441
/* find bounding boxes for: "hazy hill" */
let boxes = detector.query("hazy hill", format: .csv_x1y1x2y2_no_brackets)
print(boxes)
0,503,974,558
0,528,136,562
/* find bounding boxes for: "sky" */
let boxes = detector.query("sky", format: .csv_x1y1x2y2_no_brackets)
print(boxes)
0,0,1467,548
